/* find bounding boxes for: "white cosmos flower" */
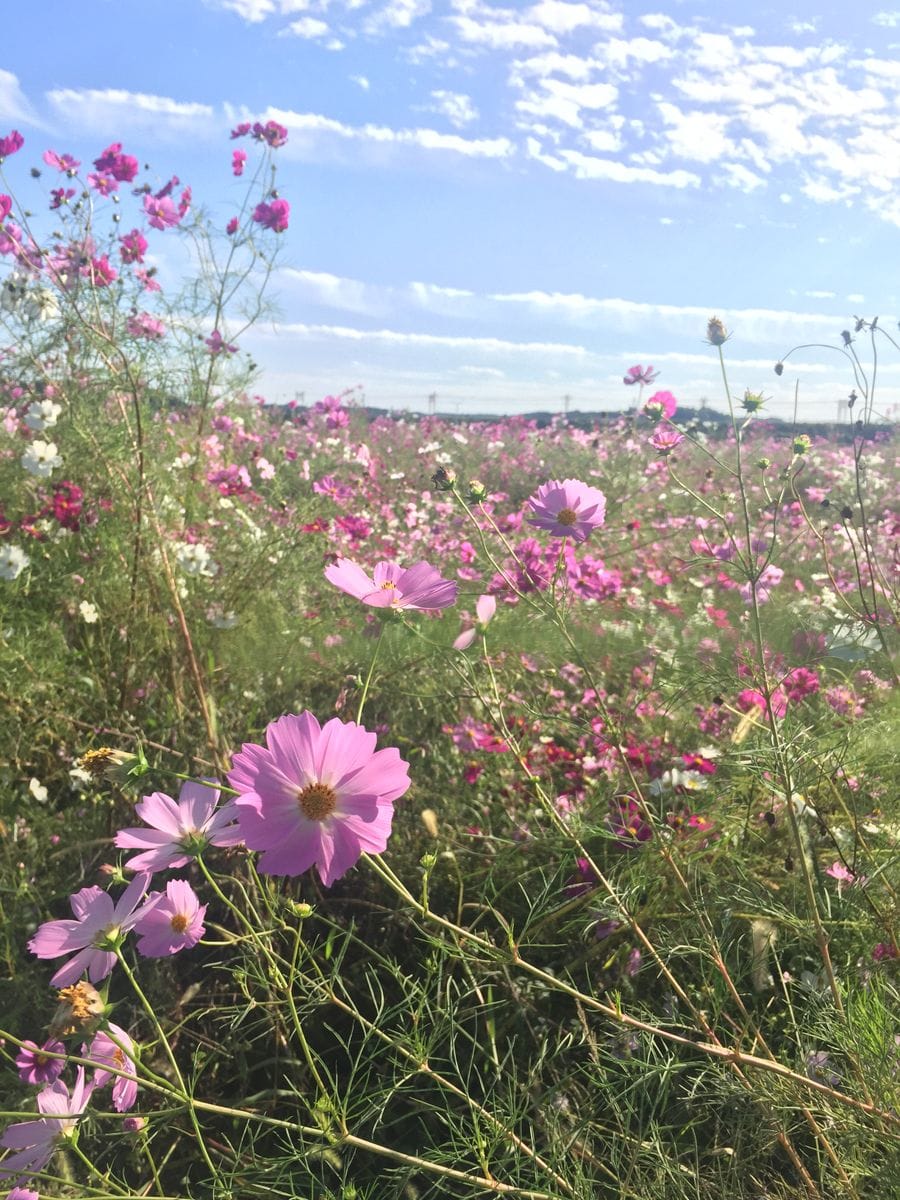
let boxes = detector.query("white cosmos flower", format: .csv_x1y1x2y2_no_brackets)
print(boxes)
24,399,62,431
21,439,62,478
0,543,30,580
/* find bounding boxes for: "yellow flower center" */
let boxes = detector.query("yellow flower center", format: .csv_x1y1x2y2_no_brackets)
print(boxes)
170,913,189,933
557,507,578,526
297,782,338,821
380,580,396,589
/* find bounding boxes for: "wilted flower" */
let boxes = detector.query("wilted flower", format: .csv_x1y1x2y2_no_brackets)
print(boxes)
47,981,106,1040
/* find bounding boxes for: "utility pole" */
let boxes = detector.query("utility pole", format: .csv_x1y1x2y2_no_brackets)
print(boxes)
428,391,437,416
563,393,571,416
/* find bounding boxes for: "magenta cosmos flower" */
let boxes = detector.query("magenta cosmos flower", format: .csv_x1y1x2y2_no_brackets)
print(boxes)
15,1040,66,1087
28,874,157,987
642,390,677,421
115,780,243,872
0,1067,92,1185
325,558,458,611
85,1024,139,1112
526,479,607,543
134,880,207,958
229,712,411,886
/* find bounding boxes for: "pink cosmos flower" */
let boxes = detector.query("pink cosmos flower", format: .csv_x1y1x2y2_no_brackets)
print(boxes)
0,1067,92,1185
623,364,658,386
126,312,166,340
226,216,239,235
252,198,290,232
526,479,607,543
825,862,856,892
93,143,138,183
253,120,289,147
28,874,157,987
85,1023,139,1112
0,131,24,159
205,329,239,355
134,880,207,957
648,427,684,454
115,779,243,872
642,390,677,421
229,712,411,885
87,172,118,195
453,594,497,650
739,564,784,606
325,558,458,611
144,194,181,230
232,149,247,176
7,1187,40,1200
43,149,80,173
119,229,148,264
0,193,12,222
15,1040,66,1087
231,122,252,139
89,255,117,286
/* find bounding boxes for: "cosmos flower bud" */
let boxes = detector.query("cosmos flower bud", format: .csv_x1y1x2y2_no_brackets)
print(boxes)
706,316,728,346
741,390,765,413
774,361,784,376
756,457,771,470
467,479,487,503
792,434,811,456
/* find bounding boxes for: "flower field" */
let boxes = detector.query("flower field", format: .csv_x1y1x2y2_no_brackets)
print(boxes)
0,125,898,1200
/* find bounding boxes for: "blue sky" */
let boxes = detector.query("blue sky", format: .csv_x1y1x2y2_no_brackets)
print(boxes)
3,0,900,419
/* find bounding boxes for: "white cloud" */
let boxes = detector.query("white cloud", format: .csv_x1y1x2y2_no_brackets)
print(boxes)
872,10,900,25
0,69,43,127
280,16,330,37
429,90,478,127
559,150,700,187
205,0,277,20
657,101,735,163
716,162,767,191
267,107,515,159
364,0,431,34
526,1,623,35
272,322,593,357
45,88,214,133
351,74,370,89
805,290,835,299
452,15,558,50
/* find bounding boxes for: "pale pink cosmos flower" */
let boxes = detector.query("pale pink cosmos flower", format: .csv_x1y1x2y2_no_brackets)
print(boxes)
648,427,684,455
229,712,410,885
0,1067,92,1185
85,1023,139,1112
143,194,181,230
325,559,458,611
453,594,497,650
526,479,606,543
115,780,243,872
28,874,157,987
134,880,207,958
623,364,658,386
7,1187,40,1200
15,1040,66,1087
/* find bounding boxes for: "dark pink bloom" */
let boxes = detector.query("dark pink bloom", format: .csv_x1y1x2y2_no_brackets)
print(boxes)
89,255,117,287
0,1067,92,1185
126,312,166,340
527,478,606,543
232,149,247,177
49,187,76,209
205,329,239,355
623,364,658,386
252,198,290,232
93,143,138,183
607,797,652,849
134,880,207,957
0,194,11,222
229,712,410,885
643,390,677,420
85,1023,138,1112
143,194,181,230
43,149,80,172
28,874,157,987
253,120,288,147
15,1040,66,1087
325,558,458,611
6,1187,40,1200
0,130,24,159
226,216,239,235
783,666,820,702
119,229,148,264
444,716,508,753
231,122,252,139
115,779,242,872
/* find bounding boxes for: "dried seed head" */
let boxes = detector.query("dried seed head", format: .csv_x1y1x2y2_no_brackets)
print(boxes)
706,316,728,346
